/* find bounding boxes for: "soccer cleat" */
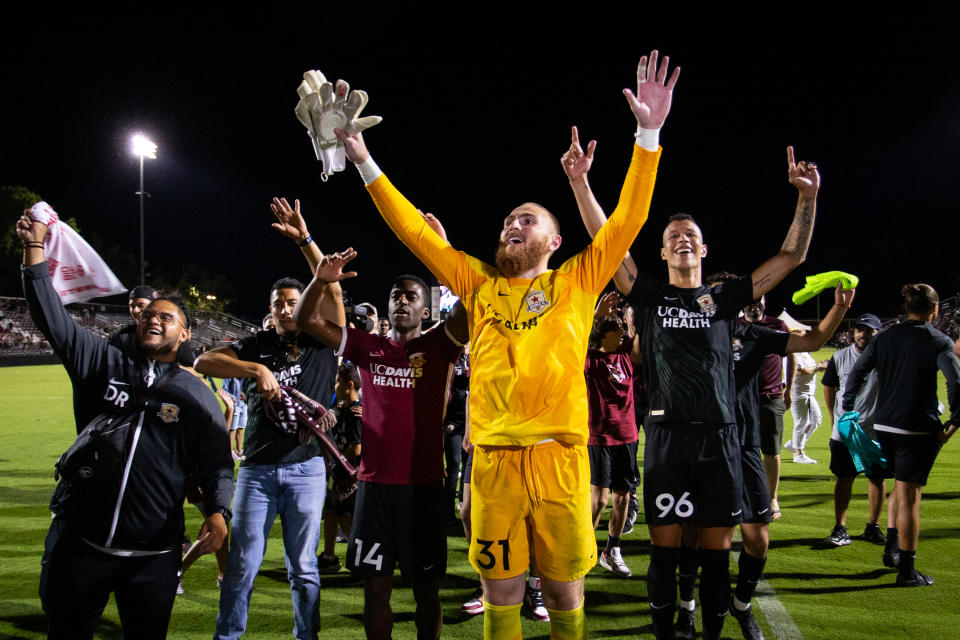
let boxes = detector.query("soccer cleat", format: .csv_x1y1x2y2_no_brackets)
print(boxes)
175,578,184,595
896,570,934,587
598,547,632,577
729,597,765,640
883,548,900,568
793,453,817,464
862,523,886,545
622,520,634,535
461,588,484,615
317,553,342,575
828,524,852,546
523,584,550,621
675,606,696,640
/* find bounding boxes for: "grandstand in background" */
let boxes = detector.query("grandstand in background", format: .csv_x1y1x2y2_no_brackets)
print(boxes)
3,294,957,366
0,296,259,366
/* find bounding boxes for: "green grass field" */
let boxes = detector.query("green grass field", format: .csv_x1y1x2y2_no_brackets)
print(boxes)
1,355,958,639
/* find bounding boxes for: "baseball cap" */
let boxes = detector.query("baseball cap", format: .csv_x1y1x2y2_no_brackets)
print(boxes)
854,313,881,330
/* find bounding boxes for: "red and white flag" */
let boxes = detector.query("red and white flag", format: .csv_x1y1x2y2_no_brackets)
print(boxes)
28,202,127,304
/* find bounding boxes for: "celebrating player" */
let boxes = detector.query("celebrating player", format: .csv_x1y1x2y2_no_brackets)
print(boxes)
568,130,820,638
334,50,678,639
294,253,467,639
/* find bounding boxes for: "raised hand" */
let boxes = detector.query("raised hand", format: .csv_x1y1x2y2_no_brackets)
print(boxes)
334,128,370,164
623,50,681,130
16,211,47,244
270,197,310,242
316,248,359,284
595,290,622,318
561,126,597,183
834,282,855,308
787,146,820,197
420,210,448,243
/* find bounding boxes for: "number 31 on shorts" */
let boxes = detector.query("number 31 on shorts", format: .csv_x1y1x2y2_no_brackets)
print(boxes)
475,538,510,571
656,491,694,519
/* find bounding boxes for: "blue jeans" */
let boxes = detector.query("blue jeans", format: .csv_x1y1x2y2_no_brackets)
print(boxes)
214,457,326,640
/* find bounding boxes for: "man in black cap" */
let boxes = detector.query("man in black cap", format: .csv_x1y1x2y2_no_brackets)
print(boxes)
822,313,889,548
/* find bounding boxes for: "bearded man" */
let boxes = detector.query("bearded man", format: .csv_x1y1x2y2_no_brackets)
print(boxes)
334,50,679,640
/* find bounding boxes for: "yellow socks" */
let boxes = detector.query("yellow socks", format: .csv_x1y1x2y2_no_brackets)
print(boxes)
546,601,586,639
483,601,522,640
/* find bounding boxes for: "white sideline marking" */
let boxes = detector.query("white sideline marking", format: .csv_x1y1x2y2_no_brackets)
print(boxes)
732,548,804,640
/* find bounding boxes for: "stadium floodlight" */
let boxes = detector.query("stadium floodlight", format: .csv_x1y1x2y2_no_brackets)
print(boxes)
131,134,157,159
131,133,157,286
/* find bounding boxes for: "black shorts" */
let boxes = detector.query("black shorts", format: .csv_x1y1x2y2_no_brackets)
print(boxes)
876,430,941,486
758,397,786,455
588,441,639,491
739,446,772,524
643,423,743,527
347,481,447,580
828,438,885,480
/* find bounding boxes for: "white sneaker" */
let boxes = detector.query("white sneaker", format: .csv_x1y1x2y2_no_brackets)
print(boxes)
783,439,794,451
461,588,484,615
793,452,817,464
598,547,632,577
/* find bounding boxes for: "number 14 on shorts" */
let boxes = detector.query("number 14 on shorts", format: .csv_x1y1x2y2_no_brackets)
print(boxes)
656,491,694,519
354,538,384,571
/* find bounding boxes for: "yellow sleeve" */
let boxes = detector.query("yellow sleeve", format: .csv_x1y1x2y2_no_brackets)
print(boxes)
366,175,485,298
573,145,661,294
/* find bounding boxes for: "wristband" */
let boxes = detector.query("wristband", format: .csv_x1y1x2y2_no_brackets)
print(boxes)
355,156,383,185
298,235,314,248
22,242,43,248
635,126,660,152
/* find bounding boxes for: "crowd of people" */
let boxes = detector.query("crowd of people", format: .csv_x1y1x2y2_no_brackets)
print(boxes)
13,48,960,640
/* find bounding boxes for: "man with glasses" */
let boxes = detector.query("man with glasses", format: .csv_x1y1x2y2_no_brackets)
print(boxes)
18,213,234,640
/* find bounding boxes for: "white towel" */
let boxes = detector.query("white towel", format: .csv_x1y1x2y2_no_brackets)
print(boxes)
28,201,127,303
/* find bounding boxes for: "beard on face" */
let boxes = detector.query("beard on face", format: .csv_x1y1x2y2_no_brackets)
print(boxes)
495,235,553,277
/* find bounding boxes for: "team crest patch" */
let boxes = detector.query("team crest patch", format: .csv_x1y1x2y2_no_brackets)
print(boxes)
409,352,426,368
525,290,549,313
158,403,181,424
696,293,717,317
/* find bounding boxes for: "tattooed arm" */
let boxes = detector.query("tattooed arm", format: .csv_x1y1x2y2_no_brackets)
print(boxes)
750,146,820,299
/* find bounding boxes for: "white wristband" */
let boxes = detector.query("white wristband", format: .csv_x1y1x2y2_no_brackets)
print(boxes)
355,156,383,185
635,126,660,152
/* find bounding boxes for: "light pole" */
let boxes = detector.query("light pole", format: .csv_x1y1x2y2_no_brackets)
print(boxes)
131,134,157,286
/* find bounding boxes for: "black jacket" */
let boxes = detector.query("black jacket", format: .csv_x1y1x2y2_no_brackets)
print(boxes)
23,262,234,552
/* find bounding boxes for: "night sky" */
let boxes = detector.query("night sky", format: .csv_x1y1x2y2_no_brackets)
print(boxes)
3,12,958,321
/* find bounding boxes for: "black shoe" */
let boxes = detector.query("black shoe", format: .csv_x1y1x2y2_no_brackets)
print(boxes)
317,554,341,574
882,548,900,568
674,606,695,640
862,523,886,545
896,570,934,587
729,598,765,640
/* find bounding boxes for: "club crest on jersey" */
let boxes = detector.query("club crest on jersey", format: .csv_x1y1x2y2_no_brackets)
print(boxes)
409,352,426,368
158,403,181,424
606,361,627,385
696,293,717,317
525,290,549,313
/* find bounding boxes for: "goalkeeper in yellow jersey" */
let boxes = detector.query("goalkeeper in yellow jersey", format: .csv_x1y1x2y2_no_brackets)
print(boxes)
334,51,679,640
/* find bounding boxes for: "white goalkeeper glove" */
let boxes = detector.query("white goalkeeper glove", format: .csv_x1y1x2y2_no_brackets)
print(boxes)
295,70,382,181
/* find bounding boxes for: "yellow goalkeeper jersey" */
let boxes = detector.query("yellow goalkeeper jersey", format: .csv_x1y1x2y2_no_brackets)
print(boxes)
366,145,661,446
